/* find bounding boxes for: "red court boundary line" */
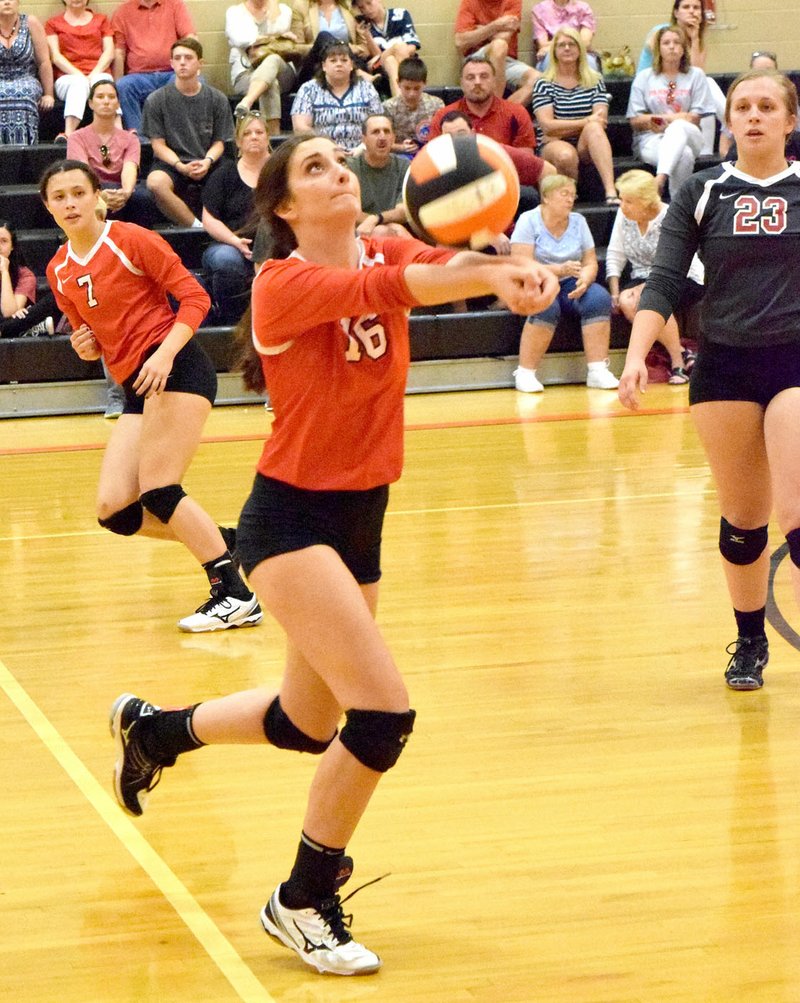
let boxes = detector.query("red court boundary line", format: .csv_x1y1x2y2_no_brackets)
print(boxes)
0,404,688,458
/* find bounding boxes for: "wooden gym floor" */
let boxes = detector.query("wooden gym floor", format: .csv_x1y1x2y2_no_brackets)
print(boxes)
2,385,799,1003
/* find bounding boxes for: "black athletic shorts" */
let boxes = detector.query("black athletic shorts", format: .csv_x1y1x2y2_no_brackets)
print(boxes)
237,474,390,583
121,338,217,414
689,340,800,408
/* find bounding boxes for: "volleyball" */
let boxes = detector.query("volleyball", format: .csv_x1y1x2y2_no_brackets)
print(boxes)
403,134,520,249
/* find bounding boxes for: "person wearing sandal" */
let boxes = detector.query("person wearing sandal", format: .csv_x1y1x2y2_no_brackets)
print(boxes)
606,168,703,384
531,26,618,204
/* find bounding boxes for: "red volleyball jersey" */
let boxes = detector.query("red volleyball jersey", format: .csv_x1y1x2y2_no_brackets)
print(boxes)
47,221,209,383
252,236,454,491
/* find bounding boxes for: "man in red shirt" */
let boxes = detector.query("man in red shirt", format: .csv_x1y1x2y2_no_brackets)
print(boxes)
454,0,538,104
111,0,196,133
428,57,536,148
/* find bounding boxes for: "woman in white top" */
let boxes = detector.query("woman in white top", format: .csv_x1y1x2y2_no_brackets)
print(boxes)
627,25,713,196
226,0,301,134
606,169,703,383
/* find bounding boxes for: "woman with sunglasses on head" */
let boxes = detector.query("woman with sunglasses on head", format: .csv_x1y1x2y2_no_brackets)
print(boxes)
637,0,725,152
107,131,558,977
619,69,800,691
201,111,271,325
531,27,618,205
42,158,261,632
67,79,155,226
627,25,714,197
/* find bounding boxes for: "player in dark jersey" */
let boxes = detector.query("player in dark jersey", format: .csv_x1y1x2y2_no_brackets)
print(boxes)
107,133,559,976
41,160,262,633
618,69,800,691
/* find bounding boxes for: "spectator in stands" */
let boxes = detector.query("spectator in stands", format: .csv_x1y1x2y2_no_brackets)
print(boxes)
111,0,195,133
347,114,410,237
637,0,723,152
718,52,800,159
532,0,598,72
202,111,270,325
291,41,382,153
292,0,371,88
351,0,419,98
606,169,704,384
0,220,57,338
45,0,114,141
440,109,553,214
67,79,154,225
627,26,713,197
0,0,54,145
454,0,538,105
226,0,302,135
143,38,235,228
531,27,618,205
429,57,535,149
510,173,618,392
382,55,442,155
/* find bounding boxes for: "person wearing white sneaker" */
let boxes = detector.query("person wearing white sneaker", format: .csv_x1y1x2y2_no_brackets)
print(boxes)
107,133,558,976
42,159,260,633
510,173,617,391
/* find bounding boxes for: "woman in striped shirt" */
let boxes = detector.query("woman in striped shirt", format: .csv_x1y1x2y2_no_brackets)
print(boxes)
531,26,618,204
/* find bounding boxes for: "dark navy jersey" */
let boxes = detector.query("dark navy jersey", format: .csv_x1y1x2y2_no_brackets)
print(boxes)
640,160,800,347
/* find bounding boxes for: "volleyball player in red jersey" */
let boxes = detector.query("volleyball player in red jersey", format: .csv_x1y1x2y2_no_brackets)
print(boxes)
619,70,800,691
42,160,262,633
107,133,558,976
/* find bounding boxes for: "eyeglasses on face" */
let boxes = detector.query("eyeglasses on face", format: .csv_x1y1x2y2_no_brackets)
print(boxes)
99,144,112,168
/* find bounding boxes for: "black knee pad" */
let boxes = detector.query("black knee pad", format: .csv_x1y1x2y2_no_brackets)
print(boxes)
263,697,334,754
140,484,186,524
719,517,768,565
339,708,416,773
98,500,143,536
786,527,800,569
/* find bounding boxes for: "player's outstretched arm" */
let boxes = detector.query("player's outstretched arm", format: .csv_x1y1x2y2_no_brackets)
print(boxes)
404,256,558,316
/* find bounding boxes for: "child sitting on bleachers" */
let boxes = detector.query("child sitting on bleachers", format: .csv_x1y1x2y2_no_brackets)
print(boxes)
382,56,443,155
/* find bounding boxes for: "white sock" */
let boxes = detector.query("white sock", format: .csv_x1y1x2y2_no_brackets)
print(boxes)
587,360,607,372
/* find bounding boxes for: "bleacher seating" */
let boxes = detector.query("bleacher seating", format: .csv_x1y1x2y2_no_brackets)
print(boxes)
0,73,750,415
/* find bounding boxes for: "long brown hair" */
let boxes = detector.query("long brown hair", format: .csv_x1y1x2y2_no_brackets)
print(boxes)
236,134,319,393
671,0,706,47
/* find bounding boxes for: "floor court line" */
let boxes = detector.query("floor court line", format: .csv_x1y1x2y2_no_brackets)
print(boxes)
0,404,688,458
0,486,713,545
0,657,276,1003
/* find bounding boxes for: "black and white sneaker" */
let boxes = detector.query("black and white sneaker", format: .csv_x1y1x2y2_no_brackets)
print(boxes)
260,860,381,976
178,591,263,633
724,636,769,690
109,693,174,816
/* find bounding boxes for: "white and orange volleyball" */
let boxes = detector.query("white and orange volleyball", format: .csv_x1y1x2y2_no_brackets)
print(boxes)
403,134,520,249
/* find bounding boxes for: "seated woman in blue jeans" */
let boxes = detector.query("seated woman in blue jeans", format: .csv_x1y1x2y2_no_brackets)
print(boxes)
510,173,617,392
201,111,270,325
